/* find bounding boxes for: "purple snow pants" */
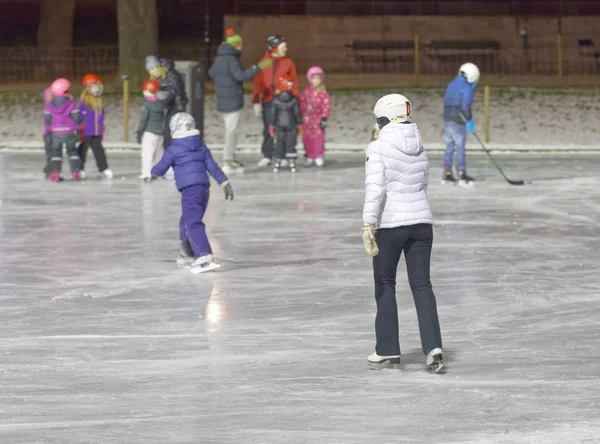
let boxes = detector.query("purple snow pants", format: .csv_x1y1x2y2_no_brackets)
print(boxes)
179,184,212,258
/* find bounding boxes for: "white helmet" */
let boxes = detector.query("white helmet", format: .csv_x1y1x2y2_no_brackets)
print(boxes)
373,94,412,128
170,112,196,134
459,62,480,84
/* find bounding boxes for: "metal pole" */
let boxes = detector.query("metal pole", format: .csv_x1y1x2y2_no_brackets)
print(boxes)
122,75,129,142
204,3,211,70
484,85,490,144
414,34,420,85
557,33,563,79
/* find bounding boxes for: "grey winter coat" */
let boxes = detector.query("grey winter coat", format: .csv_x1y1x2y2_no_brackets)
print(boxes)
137,99,166,141
270,92,302,128
208,43,260,113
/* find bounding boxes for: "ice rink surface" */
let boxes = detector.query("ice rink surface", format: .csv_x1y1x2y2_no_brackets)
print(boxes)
1,151,600,444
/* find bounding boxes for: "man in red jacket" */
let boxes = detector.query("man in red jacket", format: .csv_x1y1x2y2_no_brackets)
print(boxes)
252,35,299,167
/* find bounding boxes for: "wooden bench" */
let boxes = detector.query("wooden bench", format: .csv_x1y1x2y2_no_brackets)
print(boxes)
424,40,500,72
345,40,415,73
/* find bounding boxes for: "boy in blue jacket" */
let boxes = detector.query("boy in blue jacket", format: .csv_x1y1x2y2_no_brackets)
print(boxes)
151,113,234,273
442,62,480,186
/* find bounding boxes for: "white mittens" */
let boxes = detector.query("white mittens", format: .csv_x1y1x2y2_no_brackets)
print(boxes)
253,103,262,118
362,224,379,257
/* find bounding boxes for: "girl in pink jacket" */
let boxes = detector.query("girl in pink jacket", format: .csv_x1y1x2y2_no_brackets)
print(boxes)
300,66,330,166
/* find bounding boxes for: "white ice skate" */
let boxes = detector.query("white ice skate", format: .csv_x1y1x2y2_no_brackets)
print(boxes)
176,254,194,267
426,348,444,373
190,254,221,274
79,170,88,180
304,158,314,167
315,158,324,167
257,157,271,168
280,159,289,168
367,352,401,370
222,160,245,175
102,168,114,179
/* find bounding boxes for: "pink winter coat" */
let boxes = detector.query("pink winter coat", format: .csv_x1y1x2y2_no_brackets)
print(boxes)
300,87,331,137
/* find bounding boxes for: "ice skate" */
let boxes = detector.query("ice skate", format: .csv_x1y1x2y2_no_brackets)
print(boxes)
367,352,401,370
102,168,114,179
71,172,80,181
79,170,88,180
190,254,221,274
272,159,282,172
257,157,271,168
441,167,457,185
222,160,245,175
304,158,314,167
176,240,195,267
457,170,475,187
49,172,61,183
315,158,324,167
280,159,289,168
426,348,444,373
288,159,296,173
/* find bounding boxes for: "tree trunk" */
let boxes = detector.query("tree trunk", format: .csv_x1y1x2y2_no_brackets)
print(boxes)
37,0,76,80
117,0,159,88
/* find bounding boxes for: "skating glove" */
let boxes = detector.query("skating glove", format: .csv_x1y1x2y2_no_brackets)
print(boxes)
222,181,234,201
297,125,304,136
269,125,275,138
320,117,328,129
362,224,379,257
253,103,262,118
136,132,143,144
257,59,273,70
466,120,475,135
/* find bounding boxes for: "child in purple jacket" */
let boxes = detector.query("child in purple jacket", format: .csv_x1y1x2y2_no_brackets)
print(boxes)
44,78,81,182
78,74,113,179
151,113,234,274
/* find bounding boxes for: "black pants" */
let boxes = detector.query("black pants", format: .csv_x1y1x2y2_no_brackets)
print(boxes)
274,126,298,160
79,136,108,172
261,102,274,159
43,134,52,176
49,134,80,174
373,223,442,356
164,106,179,149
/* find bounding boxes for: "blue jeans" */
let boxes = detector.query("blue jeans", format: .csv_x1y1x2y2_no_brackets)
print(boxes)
443,121,466,171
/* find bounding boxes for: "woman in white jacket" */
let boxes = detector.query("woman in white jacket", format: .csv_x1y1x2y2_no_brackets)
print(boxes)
362,94,443,372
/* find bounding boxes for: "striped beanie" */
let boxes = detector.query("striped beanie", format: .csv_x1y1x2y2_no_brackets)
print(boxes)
225,28,242,46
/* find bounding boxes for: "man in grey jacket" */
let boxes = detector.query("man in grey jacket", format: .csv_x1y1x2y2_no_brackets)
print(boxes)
208,28,271,173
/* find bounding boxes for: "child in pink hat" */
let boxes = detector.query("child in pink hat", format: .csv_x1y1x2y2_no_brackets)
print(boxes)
300,66,330,166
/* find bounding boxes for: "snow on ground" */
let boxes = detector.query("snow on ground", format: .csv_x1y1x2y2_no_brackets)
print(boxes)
1,88,600,146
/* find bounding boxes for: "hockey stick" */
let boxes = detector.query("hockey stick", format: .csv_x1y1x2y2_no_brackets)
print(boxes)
459,112,531,186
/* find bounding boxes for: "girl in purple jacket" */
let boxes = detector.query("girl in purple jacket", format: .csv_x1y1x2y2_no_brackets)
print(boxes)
78,74,113,179
151,113,234,274
44,78,82,182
